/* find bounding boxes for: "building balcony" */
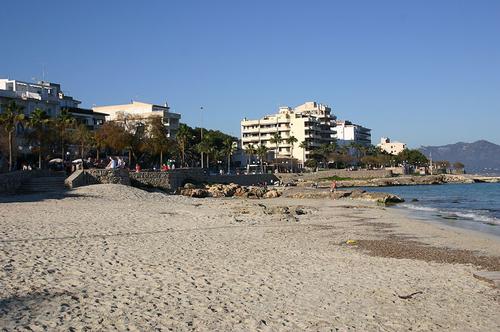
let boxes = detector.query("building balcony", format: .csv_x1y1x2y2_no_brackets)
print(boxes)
242,128,260,134
242,136,261,143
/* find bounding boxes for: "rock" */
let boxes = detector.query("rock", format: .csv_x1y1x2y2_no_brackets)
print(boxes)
294,207,306,215
234,187,249,197
263,189,281,199
348,190,366,199
180,188,209,198
330,191,353,199
247,187,266,199
183,183,197,189
357,192,404,205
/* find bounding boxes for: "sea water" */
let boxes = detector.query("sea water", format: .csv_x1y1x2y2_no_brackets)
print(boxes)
360,183,500,237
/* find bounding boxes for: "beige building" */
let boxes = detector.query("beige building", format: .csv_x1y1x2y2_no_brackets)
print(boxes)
377,137,407,155
241,101,336,166
93,101,181,138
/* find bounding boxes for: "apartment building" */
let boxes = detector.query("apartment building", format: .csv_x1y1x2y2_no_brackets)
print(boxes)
377,137,407,155
93,101,181,138
0,78,105,129
0,78,78,117
241,101,336,166
334,120,371,146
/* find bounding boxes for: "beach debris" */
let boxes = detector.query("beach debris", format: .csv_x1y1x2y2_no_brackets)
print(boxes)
346,239,357,245
397,291,423,299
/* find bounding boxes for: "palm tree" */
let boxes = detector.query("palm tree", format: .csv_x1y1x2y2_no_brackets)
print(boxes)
244,143,256,172
27,108,49,169
0,101,25,171
270,132,282,159
196,135,213,169
317,143,336,168
176,124,190,167
287,135,298,171
256,144,268,173
55,109,75,161
223,138,237,173
299,140,309,168
72,123,93,159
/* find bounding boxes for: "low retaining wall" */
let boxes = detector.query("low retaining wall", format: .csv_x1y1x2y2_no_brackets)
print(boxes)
65,169,130,189
0,170,62,194
66,168,278,192
279,169,393,182
130,169,205,191
204,174,278,186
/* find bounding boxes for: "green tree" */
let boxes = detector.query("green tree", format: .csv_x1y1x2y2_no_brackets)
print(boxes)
256,144,268,173
0,101,25,171
93,127,107,161
147,116,172,166
244,143,256,172
396,149,429,167
270,132,282,160
55,109,75,161
299,140,309,167
26,108,49,169
287,135,298,171
176,123,191,167
72,123,93,159
196,134,213,169
223,138,237,173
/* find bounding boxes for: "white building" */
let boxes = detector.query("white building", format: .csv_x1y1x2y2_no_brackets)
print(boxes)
0,78,79,117
241,101,336,166
377,137,407,155
334,120,371,146
0,78,106,129
93,101,181,138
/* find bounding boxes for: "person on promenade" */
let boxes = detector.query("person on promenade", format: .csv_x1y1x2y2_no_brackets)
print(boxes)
330,180,337,193
135,163,142,173
105,157,117,169
117,157,125,168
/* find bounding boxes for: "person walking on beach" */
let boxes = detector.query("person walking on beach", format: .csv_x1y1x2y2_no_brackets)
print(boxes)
330,180,337,193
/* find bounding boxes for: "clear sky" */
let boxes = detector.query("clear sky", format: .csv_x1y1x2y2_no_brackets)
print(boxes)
1,0,499,147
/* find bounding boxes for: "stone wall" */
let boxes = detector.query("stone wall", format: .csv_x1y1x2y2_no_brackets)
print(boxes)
65,169,130,189
0,170,59,194
278,169,393,182
204,174,278,186
65,168,278,193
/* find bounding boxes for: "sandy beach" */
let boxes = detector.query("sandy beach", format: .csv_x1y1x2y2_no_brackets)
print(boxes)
1,184,499,331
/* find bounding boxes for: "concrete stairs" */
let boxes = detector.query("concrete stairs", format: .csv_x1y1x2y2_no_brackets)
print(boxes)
18,173,67,194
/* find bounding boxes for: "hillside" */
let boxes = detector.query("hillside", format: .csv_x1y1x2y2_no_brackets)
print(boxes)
419,140,500,175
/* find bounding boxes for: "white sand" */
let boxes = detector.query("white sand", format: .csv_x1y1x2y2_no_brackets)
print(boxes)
0,184,499,331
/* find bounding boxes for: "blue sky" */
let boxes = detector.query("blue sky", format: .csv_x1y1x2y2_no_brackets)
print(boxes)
1,0,499,147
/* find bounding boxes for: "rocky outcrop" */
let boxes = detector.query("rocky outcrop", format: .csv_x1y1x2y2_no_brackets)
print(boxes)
179,183,282,199
295,173,500,189
284,189,404,205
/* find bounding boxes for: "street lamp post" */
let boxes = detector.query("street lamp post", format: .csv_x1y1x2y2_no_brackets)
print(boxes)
200,106,204,168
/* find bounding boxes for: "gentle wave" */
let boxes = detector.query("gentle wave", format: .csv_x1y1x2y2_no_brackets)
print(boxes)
403,204,500,226
402,204,438,212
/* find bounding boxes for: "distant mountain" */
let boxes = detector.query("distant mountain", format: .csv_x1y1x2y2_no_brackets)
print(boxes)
419,140,500,175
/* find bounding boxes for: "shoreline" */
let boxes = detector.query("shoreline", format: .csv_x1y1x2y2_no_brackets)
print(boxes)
279,173,500,188
1,184,499,330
